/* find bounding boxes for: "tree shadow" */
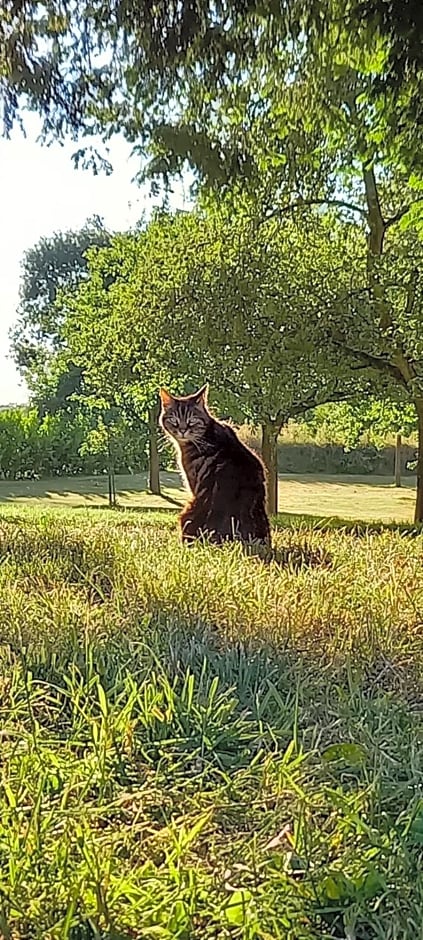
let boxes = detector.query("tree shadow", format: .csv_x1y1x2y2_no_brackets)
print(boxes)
279,472,417,489
6,564,423,940
273,510,423,536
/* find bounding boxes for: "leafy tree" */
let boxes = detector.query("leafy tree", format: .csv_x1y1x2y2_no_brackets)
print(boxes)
62,206,384,513
3,1,423,160
60,214,207,494
141,24,423,518
304,399,417,451
11,217,110,392
178,206,387,512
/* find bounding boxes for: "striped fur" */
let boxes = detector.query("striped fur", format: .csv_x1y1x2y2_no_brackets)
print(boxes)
159,386,270,546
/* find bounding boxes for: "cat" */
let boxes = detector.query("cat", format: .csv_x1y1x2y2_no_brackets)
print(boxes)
159,384,271,548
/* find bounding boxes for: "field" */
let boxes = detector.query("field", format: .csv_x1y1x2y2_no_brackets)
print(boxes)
0,470,418,523
1,498,423,940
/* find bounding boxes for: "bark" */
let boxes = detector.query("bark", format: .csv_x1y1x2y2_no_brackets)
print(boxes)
107,429,116,508
363,166,386,256
362,168,423,521
148,402,161,495
261,421,279,516
394,432,402,488
414,399,423,523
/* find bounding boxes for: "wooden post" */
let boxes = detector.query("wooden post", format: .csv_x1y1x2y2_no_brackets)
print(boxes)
261,421,279,515
394,432,402,488
414,400,423,523
148,401,161,495
107,428,117,508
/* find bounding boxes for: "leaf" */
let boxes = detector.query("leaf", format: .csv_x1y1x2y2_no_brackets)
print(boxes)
321,872,351,901
361,868,385,899
322,743,367,766
97,681,108,718
409,812,423,845
168,900,189,932
224,889,253,926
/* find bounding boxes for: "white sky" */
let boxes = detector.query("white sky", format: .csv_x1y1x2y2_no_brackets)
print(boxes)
0,117,189,405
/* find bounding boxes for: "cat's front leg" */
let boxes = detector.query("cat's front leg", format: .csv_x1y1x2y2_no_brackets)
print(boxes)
179,500,205,544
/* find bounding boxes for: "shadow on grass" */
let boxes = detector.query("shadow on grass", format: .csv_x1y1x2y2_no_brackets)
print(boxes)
0,488,184,511
278,472,417,489
273,510,423,537
5,566,422,938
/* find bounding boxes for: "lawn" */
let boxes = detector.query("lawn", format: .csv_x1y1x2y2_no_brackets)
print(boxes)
0,470,417,523
0,505,423,939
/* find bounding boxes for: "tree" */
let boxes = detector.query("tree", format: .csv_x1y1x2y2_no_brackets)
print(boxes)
61,205,384,514
174,205,389,513
11,217,110,390
139,24,423,519
10,218,157,493
58,216,204,496
304,398,417,450
3,1,423,154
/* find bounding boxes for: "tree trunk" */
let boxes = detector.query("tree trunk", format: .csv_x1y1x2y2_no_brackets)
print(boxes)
394,432,402,488
148,402,161,495
363,167,385,257
261,421,279,516
414,399,423,523
107,429,116,508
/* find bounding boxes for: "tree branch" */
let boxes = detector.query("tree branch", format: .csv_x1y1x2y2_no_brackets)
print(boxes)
263,198,366,222
289,386,358,417
385,199,423,230
363,166,386,255
333,338,409,389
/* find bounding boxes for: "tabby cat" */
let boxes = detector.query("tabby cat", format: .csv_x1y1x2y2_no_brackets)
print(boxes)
159,385,270,547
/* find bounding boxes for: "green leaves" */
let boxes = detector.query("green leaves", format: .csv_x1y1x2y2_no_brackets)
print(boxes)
223,888,255,927
320,866,385,904
61,201,378,441
322,742,367,767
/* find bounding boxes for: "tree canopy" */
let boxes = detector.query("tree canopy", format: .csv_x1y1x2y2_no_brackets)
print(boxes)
60,204,385,512
2,1,423,178
5,0,423,517
11,217,110,401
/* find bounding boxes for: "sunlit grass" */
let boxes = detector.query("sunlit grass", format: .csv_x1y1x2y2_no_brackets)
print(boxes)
0,470,417,523
0,505,422,938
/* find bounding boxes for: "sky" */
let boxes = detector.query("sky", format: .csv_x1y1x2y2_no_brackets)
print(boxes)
0,117,189,406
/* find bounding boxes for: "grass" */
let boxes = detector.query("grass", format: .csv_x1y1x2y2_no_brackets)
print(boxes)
0,504,423,938
0,471,418,523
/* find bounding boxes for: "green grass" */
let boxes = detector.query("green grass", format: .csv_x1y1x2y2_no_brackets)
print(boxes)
0,471,417,523
1,506,423,939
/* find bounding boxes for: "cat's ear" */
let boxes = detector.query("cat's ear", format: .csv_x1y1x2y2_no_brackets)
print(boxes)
194,383,209,406
159,388,174,408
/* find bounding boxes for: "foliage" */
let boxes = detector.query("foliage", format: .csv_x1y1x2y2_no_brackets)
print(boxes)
61,204,386,511
0,505,423,936
10,220,113,474
303,399,418,450
0,405,167,478
2,1,423,176
11,217,110,387
62,207,382,423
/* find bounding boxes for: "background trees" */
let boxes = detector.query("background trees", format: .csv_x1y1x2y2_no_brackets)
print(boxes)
0,405,155,479
60,205,386,512
5,0,423,517
11,217,110,397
